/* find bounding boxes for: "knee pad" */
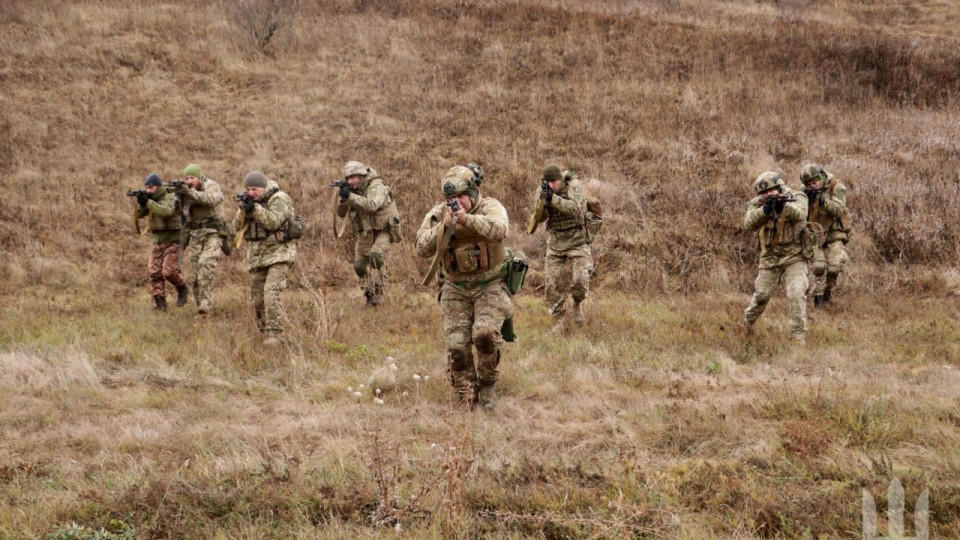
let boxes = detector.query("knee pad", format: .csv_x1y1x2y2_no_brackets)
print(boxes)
473,327,498,355
811,261,826,276
368,252,384,270
353,259,368,278
826,265,841,279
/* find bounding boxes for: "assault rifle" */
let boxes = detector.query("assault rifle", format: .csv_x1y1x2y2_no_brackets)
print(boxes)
527,179,549,234
234,193,254,249
126,189,148,234
804,186,825,208
421,199,461,286
330,180,353,238
166,180,190,272
761,193,797,227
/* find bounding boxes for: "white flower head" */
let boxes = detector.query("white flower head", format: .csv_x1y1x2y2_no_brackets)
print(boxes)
353,391,362,399
347,386,353,392
423,375,430,382
376,388,382,396
375,398,385,405
412,374,421,381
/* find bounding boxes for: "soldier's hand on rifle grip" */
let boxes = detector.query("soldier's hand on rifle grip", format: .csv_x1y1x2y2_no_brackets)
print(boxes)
774,197,786,214
136,191,149,208
238,194,255,212
542,181,553,205
762,196,775,215
338,184,352,202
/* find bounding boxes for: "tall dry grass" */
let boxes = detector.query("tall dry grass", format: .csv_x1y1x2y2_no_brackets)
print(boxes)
2,0,960,538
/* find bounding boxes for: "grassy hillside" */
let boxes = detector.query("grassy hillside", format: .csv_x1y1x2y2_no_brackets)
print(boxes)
1,0,959,538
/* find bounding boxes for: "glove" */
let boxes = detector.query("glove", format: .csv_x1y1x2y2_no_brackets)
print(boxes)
338,184,352,202
774,197,786,214
177,183,191,196
242,195,255,212
761,196,775,215
136,191,149,207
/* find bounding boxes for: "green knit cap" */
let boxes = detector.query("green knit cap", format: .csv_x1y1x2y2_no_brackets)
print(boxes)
183,164,203,179
542,164,563,182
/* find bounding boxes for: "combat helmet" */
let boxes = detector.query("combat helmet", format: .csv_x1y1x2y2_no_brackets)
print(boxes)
342,161,369,179
441,163,484,202
800,163,826,185
752,171,784,194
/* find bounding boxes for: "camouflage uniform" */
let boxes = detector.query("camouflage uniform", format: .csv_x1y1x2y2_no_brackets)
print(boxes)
743,171,809,342
336,162,400,306
232,175,297,337
531,165,593,328
800,164,850,307
137,178,187,310
180,165,226,314
416,165,512,408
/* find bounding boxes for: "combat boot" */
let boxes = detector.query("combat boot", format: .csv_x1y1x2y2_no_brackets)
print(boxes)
175,284,190,307
822,290,832,304
198,300,211,315
573,301,585,325
477,385,497,411
363,289,377,308
153,295,167,312
372,283,385,306
813,295,824,309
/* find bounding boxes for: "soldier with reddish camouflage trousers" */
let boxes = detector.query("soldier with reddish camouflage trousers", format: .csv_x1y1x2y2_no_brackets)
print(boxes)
135,173,189,312
800,164,850,308
743,171,809,344
416,164,512,410
335,161,401,307
530,164,593,333
232,171,297,347
176,164,226,315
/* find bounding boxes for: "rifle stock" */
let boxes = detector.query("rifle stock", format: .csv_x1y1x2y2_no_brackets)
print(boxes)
421,222,455,286
527,193,545,234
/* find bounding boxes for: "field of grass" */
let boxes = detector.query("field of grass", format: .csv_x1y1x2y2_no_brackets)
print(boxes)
1,0,959,538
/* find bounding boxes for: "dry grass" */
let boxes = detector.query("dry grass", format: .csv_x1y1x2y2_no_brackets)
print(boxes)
2,0,960,538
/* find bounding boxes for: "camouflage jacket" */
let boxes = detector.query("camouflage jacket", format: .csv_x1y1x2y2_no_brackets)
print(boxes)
137,185,181,245
744,187,808,269
337,171,399,234
184,178,225,239
533,173,588,251
416,195,510,286
232,180,297,271
806,174,849,244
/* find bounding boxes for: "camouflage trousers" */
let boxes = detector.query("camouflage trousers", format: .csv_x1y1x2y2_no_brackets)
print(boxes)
354,230,392,301
545,243,593,320
250,262,291,335
745,259,808,340
148,242,185,297
810,240,848,296
187,231,222,311
440,280,513,397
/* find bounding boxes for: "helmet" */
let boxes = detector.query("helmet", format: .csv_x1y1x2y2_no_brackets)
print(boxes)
441,165,477,198
542,164,563,182
800,163,826,185
342,161,369,179
752,171,784,194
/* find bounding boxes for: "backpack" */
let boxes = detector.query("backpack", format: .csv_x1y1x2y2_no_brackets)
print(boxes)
276,215,306,242
584,199,604,244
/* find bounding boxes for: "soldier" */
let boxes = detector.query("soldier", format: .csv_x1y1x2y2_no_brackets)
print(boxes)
530,164,593,333
232,171,298,347
136,172,189,312
743,171,809,344
335,161,401,307
416,164,512,410
800,164,850,308
177,164,226,315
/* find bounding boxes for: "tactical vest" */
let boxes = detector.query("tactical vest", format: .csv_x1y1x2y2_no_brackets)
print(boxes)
757,189,805,254
441,222,506,280
187,179,224,227
244,187,280,241
148,188,182,233
545,183,581,232
353,179,400,233
807,179,850,237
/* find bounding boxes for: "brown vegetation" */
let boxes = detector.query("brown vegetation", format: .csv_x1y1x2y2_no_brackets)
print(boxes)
1,0,959,538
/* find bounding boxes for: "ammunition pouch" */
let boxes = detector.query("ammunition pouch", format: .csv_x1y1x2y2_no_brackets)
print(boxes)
800,222,823,262
444,243,490,275
387,216,403,244
503,251,528,296
276,215,306,243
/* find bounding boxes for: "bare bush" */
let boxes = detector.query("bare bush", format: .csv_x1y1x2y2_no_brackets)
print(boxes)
229,0,300,55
